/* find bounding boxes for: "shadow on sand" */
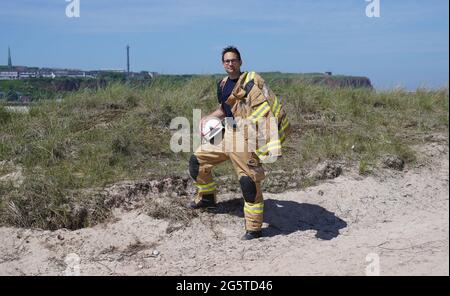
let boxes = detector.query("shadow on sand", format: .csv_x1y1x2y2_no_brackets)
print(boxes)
212,198,347,240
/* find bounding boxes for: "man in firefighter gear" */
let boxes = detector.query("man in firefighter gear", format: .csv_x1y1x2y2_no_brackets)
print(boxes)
188,46,288,240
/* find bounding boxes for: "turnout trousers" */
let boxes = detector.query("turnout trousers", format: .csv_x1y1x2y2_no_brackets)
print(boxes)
189,126,265,232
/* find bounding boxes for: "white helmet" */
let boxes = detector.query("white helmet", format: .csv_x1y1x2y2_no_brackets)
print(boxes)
201,117,224,141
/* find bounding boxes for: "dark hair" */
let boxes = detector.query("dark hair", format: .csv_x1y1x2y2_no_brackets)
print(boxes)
221,46,241,62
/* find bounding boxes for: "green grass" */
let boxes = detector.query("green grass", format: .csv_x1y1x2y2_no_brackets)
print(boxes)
0,75,448,230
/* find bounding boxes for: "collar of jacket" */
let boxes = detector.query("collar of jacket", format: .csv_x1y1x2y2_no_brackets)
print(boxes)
226,72,249,105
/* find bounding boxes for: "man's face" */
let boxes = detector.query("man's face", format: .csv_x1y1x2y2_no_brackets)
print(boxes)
222,52,242,76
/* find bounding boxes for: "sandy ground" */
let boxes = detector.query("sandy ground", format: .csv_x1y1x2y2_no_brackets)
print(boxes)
0,137,448,276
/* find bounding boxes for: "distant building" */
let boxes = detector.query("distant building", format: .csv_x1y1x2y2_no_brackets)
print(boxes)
0,71,18,80
99,69,126,73
40,72,56,79
14,66,27,72
0,64,155,80
54,70,69,77
8,46,12,70
126,45,130,75
19,72,37,78
66,71,86,78
325,71,332,76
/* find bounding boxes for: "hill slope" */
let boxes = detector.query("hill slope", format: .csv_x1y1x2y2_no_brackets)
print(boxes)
0,137,447,275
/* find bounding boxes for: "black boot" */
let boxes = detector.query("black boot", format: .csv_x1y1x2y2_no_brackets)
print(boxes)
188,194,216,209
241,230,262,240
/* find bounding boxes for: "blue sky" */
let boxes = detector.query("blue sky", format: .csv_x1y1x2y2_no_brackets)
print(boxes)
1,0,448,89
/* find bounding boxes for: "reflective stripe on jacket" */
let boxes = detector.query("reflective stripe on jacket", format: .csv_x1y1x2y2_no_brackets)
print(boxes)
223,71,291,161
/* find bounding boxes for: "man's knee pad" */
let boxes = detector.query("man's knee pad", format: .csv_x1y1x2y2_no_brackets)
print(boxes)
239,176,257,203
189,155,199,180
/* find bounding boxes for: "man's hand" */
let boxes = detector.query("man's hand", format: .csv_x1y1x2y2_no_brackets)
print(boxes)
199,116,209,134
200,106,226,133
